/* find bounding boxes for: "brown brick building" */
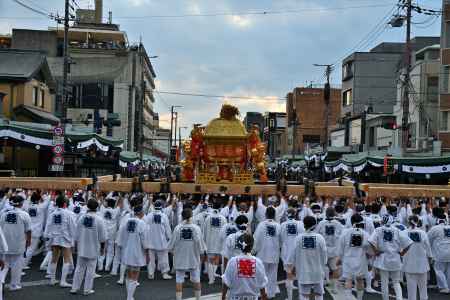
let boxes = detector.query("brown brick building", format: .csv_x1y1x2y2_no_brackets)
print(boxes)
285,87,341,154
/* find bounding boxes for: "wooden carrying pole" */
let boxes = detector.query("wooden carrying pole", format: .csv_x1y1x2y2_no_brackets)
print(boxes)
1,177,450,198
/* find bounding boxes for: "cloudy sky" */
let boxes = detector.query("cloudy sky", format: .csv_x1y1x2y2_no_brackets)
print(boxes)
0,0,442,136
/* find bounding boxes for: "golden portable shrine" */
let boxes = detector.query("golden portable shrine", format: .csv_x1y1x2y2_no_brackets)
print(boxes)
180,104,268,184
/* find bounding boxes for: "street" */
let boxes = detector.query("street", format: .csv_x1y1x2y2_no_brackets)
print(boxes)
6,255,449,300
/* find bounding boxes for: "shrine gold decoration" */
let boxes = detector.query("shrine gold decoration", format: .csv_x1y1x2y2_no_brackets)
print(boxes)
181,104,268,184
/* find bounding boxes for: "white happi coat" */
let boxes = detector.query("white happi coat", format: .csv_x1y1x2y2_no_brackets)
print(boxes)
222,254,268,297
219,222,238,256
202,210,227,254
117,216,150,267
286,232,327,284
26,199,50,238
44,208,76,247
427,223,450,262
280,219,304,264
168,220,206,270
316,218,344,258
253,219,281,264
368,225,413,271
401,228,432,273
223,230,246,260
144,210,172,250
75,212,106,259
99,206,120,241
0,207,31,255
337,227,370,277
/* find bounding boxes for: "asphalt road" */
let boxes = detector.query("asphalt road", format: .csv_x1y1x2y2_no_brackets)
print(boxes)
4,255,450,300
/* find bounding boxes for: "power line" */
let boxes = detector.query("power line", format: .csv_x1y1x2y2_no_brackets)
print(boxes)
331,4,398,65
2,3,395,20
10,0,50,17
156,90,286,101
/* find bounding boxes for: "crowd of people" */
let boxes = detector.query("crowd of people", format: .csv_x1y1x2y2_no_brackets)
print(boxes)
0,188,449,300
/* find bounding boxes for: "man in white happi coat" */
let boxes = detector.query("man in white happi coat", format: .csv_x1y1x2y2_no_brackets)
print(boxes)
144,199,172,280
71,199,106,295
286,216,327,300
253,206,282,299
337,213,371,300
315,206,344,293
369,214,413,300
24,191,49,269
97,196,121,272
0,195,31,291
202,200,227,284
427,213,450,294
117,205,150,300
402,215,433,300
281,207,304,300
168,208,206,300
222,233,268,300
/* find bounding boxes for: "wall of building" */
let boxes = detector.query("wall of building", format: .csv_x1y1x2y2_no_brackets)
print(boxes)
342,52,403,117
11,29,58,57
288,87,341,153
440,0,450,149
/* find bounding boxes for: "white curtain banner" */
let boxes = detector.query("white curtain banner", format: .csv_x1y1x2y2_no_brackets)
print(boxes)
368,160,383,168
401,164,450,174
353,162,367,173
119,160,128,168
77,138,109,152
0,129,53,146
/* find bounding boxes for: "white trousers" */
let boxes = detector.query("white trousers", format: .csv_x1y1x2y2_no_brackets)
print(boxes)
148,249,170,275
72,256,97,292
2,254,22,287
263,262,279,298
111,244,121,274
379,270,402,300
434,261,450,290
24,236,41,266
98,239,115,271
405,273,428,300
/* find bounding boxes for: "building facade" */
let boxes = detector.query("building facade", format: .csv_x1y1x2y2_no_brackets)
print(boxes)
394,45,440,152
263,112,286,159
243,112,264,139
285,86,341,154
10,2,157,153
0,49,56,175
341,38,439,118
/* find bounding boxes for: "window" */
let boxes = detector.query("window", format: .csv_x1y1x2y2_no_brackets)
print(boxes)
32,87,39,106
442,66,450,94
342,62,353,80
343,89,352,106
427,76,438,102
440,111,450,131
269,119,275,128
38,89,44,108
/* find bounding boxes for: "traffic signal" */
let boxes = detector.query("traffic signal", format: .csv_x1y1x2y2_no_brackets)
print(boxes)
382,122,398,130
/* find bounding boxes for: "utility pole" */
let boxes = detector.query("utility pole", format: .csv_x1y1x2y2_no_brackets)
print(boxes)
62,0,70,122
169,105,182,148
401,0,412,155
174,112,178,147
313,64,334,152
291,107,299,159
